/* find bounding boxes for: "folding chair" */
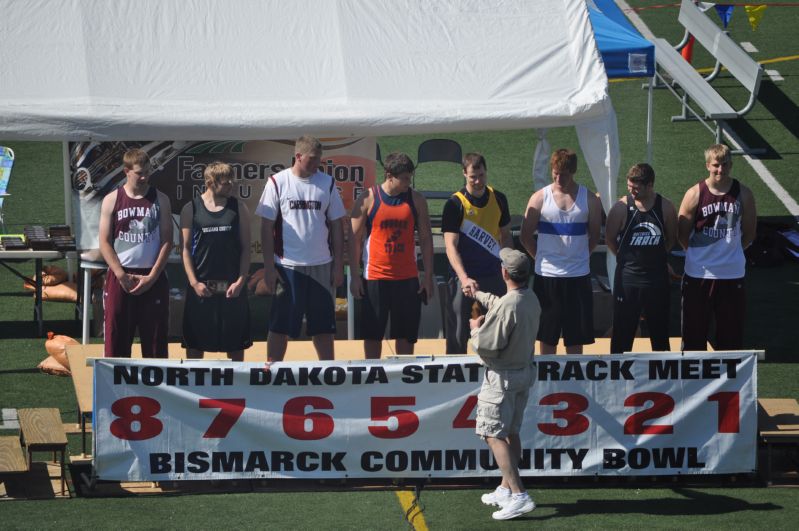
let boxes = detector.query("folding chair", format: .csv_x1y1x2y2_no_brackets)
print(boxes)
414,139,463,200
0,146,14,233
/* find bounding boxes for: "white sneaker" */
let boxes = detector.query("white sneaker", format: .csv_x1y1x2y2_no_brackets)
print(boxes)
491,494,535,520
481,486,511,507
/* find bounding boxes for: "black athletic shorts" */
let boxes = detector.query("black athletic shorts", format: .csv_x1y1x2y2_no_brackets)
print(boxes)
533,274,595,347
360,277,421,343
182,288,252,353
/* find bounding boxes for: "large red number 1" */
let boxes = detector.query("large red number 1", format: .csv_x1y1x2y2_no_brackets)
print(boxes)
110,396,163,440
708,392,740,433
199,398,246,438
538,393,589,436
283,396,335,440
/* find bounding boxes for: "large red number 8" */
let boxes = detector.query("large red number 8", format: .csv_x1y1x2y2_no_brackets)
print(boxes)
283,396,335,440
110,396,163,440
538,393,589,436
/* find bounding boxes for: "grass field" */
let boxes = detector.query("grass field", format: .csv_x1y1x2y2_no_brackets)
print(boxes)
2,0,799,528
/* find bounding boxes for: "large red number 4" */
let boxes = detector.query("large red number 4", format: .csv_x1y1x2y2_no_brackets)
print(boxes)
538,393,589,436
199,398,246,438
369,397,419,439
452,395,478,429
110,396,163,440
708,392,740,433
283,396,335,440
624,392,674,435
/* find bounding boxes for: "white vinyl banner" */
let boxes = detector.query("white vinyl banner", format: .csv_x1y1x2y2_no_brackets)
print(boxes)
93,353,757,481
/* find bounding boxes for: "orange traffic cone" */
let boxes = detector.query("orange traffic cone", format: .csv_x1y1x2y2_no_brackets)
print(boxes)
681,34,695,63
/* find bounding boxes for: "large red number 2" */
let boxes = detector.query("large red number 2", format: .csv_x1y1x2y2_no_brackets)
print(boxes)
199,398,246,438
110,396,163,440
624,392,674,435
538,393,589,436
283,396,335,440
708,392,740,433
369,397,419,438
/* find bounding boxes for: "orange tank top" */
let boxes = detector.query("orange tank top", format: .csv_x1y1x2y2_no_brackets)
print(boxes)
363,185,418,280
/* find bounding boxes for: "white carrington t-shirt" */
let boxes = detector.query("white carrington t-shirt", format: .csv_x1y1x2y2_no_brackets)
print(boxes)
255,168,346,266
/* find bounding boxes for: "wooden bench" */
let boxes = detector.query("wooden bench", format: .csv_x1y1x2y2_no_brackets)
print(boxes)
757,398,799,483
651,0,763,153
0,436,28,482
18,408,68,494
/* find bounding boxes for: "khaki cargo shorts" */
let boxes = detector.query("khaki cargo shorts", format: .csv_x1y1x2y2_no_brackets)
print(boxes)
475,365,534,439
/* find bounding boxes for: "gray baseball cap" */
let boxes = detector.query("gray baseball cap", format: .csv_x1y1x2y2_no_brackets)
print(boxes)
499,248,530,277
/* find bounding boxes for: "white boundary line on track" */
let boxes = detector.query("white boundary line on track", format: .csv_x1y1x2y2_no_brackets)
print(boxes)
614,0,799,218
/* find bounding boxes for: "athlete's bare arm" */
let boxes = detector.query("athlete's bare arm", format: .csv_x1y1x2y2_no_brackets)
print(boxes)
678,185,700,250
520,190,543,259
740,184,757,249
587,192,603,254
661,196,679,252
604,198,628,256
347,188,373,298
413,189,435,300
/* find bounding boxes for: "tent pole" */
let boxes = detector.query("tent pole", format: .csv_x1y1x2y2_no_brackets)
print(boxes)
62,141,76,278
646,76,654,164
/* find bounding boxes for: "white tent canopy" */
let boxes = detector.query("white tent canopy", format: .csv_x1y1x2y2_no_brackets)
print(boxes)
0,0,618,209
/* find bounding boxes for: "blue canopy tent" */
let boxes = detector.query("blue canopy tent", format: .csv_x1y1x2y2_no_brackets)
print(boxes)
589,0,654,79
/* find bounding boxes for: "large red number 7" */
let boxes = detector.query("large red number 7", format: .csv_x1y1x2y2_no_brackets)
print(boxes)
199,398,246,438
369,397,419,439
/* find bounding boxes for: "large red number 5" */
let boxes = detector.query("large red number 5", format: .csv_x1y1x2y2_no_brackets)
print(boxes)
199,398,246,438
369,397,419,439
708,392,740,433
624,392,674,435
538,393,589,436
110,396,163,440
283,396,334,440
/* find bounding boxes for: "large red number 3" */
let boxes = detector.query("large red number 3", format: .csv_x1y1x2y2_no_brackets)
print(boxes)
369,397,419,438
110,396,163,440
199,398,246,438
624,392,674,435
283,396,335,440
538,393,589,436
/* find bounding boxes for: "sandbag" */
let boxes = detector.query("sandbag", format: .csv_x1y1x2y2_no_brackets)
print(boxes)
40,281,78,302
38,265,68,286
23,266,69,289
45,331,79,369
37,355,71,376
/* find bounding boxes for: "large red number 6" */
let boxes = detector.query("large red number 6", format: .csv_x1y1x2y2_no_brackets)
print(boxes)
369,397,419,439
110,396,163,440
708,392,740,433
624,392,674,435
537,393,589,436
283,396,334,440
199,398,246,438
